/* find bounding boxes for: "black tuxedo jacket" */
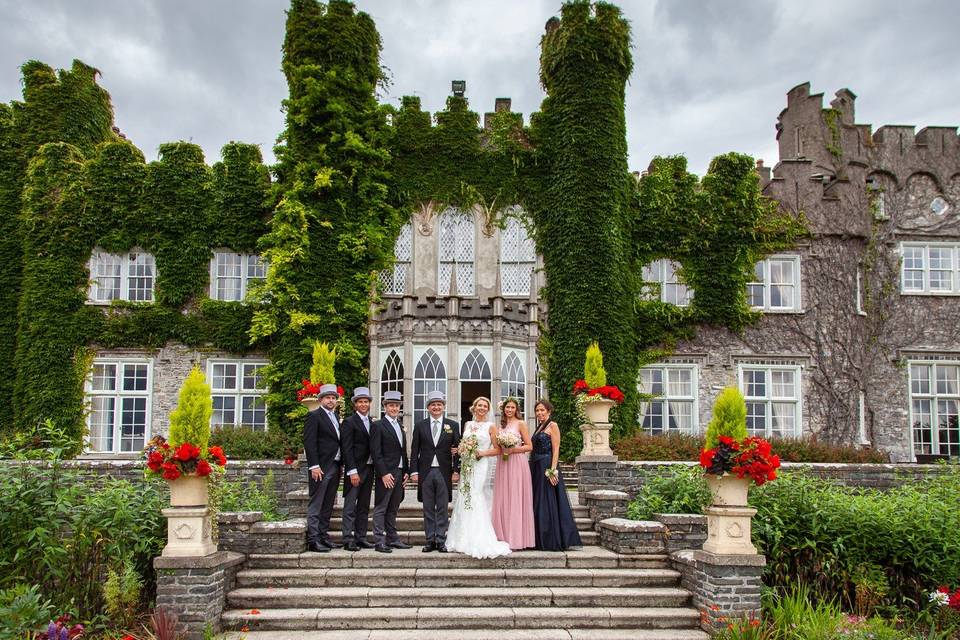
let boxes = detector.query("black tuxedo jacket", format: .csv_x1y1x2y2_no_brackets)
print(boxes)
370,416,409,479
340,412,374,495
303,407,342,470
410,416,461,502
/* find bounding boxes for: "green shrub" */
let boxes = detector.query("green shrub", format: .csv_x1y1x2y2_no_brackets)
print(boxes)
103,559,142,631
310,340,337,385
0,466,165,631
209,425,295,460
704,386,748,450
626,464,711,520
0,418,81,460
583,341,607,388
613,431,704,461
168,365,213,449
0,584,52,639
218,469,282,521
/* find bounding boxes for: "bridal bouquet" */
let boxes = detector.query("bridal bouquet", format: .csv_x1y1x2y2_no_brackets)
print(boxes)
457,435,480,510
496,430,521,461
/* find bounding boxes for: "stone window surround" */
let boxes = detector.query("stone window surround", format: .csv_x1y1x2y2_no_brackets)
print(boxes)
639,363,699,435
736,361,803,438
899,241,960,295
87,248,156,304
85,356,154,454
748,254,802,313
208,250,267,302
907,358,960,460
207,358,269,431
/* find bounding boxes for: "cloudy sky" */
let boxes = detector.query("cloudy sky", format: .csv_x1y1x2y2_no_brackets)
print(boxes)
1,0,957,176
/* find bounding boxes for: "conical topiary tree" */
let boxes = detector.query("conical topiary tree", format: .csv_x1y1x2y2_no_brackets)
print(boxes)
309,341,336,385
703,386,748,450
584,342,607,389
168,366,213,450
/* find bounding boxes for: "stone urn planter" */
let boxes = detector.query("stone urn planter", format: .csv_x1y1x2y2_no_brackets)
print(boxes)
300,396,321,412
705,473,750,507
702,473,757,555
167,473,209,507
162,474,217,558
583,397,616,424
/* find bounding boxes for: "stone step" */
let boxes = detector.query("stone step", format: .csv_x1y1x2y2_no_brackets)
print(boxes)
224,630,709,640
227,586,692,610
244,547,671,570
286,490,589,517
326,515,595,532
221,606,702,632
235,567,681,589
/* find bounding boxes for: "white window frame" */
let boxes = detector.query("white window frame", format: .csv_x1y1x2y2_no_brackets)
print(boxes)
737,363,803,438
379,222,413,296
499,216,537,297
907,360,960,459
899,242,960,295
642,259,693,307
500,349,527,409
379,348,405,408
638,364,699,434
88,249,157,304
85,358,153,454
748,255,802,312
413,346,447,423
437,208,476,297
207,359,269,431
209,251,268,302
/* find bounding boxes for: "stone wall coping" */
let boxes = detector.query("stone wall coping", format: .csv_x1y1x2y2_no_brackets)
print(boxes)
613,460,950,471
598,517,665,533
585,489,629,501
250,519,306,534
154,550,244,570
219,511,264,524
703,505,757,517
574,455,619,464
654,513,707,525
671,548,766,568
0,459,296,470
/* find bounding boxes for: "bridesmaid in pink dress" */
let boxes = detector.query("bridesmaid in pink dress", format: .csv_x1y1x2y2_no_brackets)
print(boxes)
491,398,536,549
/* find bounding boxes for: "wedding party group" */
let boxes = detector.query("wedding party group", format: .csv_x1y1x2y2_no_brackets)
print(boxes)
303,385,582,558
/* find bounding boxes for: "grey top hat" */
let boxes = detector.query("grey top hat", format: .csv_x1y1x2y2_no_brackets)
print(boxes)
426,390,446,404
351,386,372,402
382,390,402,404
318,383,339,398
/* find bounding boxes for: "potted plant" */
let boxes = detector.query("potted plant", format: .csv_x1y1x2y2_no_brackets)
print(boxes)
297,341,342,411
572,341,625,424
699,386,780,506
144,366,226,506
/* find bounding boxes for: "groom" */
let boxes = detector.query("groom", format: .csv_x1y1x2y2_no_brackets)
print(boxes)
410,390,460,553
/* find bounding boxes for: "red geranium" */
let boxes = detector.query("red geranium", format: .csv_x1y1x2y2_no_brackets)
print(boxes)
297,379,322,401
700,435,780,486
196,459,213,477
161,462,181,481
142,434,227,480
572,379,625,404
208,445,227,466
146,450,165,472
174,442,201,462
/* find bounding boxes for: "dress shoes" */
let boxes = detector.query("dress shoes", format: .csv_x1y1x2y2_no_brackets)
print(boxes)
322,539,343,549
356,540,376,549
436,544,449,553
389,541,412,550
308,541,330,553
421,542,436,553
343,541,360,552
374,544,393,553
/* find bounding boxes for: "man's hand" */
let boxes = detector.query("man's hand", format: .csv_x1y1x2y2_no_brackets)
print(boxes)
402,473,409,488
409,473,418,486
350,474,360,487
450,446,458,455
452,472,460,484
311,467,323,482
383,473,396,489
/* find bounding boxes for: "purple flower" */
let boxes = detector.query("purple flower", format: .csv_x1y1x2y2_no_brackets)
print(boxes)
59,627,69,640
47,622,57,640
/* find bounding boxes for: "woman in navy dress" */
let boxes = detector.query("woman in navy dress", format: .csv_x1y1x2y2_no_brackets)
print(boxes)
529,399,582,551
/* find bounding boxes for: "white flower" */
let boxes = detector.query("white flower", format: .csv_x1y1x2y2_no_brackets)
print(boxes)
929,591,950,606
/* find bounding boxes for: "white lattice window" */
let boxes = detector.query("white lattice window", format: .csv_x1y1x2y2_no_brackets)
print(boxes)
900,243,960,295
739,365,802,438
210,252,267,301
379,223,412,295
86,359,152,453
414,348,446,423
88,249,156,303
639,365,698,434
381,350,404,400
500,350,526,409
909,361,960,459
208,359,268,431
642,259,692,306
748,255,801,312
460,348,492,381
437,209,475,296
500,216,536,296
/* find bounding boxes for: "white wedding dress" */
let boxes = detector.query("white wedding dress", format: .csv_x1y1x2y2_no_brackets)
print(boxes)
446,421,512,559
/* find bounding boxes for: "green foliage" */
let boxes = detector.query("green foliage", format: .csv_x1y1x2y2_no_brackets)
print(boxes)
310,341,337,385
583,341,607,388
613,431,704,461
0,584,53,639
219,469,282,521
0,466,165,631
704,386,749,450
167,366,213,449
625,465,711,520
209,425,295,460
0,418,82,460
765,583,844,640
103,559,142,631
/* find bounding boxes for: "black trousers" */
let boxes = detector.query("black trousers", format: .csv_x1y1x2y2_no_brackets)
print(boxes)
306,461,341,543
372,469,405,545
341,464,374,542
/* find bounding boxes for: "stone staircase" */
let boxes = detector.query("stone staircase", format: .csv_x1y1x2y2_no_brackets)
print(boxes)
221,500,707,639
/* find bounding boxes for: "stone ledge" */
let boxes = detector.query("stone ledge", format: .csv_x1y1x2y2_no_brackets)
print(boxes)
219,511,264,525
670,548,766,568
250,519,306,534
598,518,665,534
585,489,629,501
654,513,707,526
155,550,245,571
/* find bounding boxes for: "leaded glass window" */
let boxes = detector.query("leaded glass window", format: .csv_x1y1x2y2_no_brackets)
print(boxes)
437,209,475,296
500,217,536,296
379,223,413,295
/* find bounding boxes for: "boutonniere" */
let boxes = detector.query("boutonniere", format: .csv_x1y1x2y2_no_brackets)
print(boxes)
443,425,452,434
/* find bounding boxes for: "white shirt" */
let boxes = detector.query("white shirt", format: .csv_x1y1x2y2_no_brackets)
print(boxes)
431,418,442,467
347,413,372,477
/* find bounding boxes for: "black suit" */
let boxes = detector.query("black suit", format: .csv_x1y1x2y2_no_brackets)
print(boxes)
410,416,460,546
340,412,375,544
303,407,343,544
370,416,409,546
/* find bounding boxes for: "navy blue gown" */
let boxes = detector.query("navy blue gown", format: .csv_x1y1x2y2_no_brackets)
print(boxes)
530,421,582,551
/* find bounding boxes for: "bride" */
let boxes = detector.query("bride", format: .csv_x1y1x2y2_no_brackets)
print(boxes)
446,396,512,559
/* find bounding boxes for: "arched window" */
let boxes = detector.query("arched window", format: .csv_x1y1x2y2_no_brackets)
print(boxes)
460,348,491,381
414,348,446,422
438,208,475,296
381,350,404,398
500,216,536,296
379,223,412,295
500,351,526,409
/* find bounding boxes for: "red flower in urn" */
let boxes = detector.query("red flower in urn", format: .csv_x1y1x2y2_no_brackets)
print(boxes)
142,434,227,480
699,434,780,486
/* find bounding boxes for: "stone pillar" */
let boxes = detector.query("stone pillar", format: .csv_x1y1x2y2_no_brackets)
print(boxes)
702,505,759,555
578,420,615,457
671,549,766,632
154,551,245,639
583,489,629,524
161,506,217,557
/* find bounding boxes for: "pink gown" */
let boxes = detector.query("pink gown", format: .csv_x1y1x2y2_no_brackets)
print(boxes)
491,423,536,550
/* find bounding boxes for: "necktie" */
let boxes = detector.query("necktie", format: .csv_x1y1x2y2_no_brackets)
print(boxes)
363,416,369,434
432,420,440,442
